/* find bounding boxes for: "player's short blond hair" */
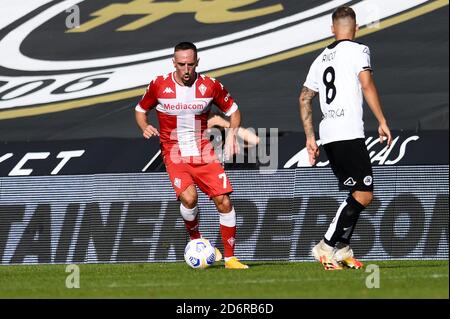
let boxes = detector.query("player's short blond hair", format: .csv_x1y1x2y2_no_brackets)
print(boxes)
332,6,356,23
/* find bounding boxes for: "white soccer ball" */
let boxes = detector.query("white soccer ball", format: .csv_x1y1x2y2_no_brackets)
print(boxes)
184,238,216,269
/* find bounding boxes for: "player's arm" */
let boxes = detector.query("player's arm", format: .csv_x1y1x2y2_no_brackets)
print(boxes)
208,114,259,147
359,70,392,147
135,110,159,139
228,108,241,130
224,108,241,158
134,81,160,139
299,86,319,165
223,112,260,147
212,79,242,158
237,127,259,147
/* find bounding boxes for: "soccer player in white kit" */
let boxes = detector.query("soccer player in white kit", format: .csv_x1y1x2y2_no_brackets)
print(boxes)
135,42,248,269
299,6,392,270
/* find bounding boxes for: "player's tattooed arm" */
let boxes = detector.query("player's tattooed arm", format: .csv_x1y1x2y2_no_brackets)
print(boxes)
299,86,318,139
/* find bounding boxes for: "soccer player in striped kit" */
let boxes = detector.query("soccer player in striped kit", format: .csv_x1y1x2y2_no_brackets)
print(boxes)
299,6,392,270
135,42,248,269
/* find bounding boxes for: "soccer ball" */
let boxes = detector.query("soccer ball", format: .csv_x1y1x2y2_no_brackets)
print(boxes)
184,238,216,269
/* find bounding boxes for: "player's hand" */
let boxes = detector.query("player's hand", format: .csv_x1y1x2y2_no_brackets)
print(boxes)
378,122,392,148
306,139,319,166
224,128,240,160
143,125,160,139
207,115,229,128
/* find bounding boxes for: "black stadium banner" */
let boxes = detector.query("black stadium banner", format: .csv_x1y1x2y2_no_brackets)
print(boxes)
1,130,448,265
0,130,448,176
0,167,447,265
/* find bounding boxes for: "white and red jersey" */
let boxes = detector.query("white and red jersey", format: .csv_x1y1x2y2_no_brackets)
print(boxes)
135,72,238,162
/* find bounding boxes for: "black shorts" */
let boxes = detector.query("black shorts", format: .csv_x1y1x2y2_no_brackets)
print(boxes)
323,138,373,192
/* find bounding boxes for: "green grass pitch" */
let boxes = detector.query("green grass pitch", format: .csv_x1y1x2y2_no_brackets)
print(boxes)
0,260,447,299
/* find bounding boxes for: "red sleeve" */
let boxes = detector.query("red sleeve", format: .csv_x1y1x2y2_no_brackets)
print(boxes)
213,80,235,113
138,80,158,111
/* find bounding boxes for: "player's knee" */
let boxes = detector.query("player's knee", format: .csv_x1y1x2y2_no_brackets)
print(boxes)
185,197,198,208
179,186,198,208
352,191,373,207
214,195,232,213
180,193,198,208
362,192,373,206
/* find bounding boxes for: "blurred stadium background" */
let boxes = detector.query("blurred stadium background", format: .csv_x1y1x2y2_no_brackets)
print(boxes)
0,0,448,299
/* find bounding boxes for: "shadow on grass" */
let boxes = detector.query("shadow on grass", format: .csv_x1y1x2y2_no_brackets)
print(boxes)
374,261,448,269
208,261,295,270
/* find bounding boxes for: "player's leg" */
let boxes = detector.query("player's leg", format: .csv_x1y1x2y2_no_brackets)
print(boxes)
334,140,373,269
164,159,201,240
333,190,372,269
178,184,222,261
191,162,247,269
179,185,201,240
324,192,368,247
338,190,373,246
312,193,368,270
313,139,372,270
322,191,368,269
212,194,248,269
212,194,236,260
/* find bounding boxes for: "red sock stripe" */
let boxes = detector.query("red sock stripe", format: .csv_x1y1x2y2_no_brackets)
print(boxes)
220,224,236,258
183,218,201,240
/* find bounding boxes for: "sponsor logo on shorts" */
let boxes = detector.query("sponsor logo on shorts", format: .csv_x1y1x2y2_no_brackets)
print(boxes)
343,177,357,187
174,177,181,189
364,176,373,186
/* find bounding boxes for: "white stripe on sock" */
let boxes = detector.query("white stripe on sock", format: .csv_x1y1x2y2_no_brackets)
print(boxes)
219,207,236,227
324,199,347,241
180,204,198,221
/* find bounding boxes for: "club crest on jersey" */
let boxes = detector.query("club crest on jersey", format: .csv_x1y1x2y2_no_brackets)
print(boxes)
363,176,373,186
198,84,207,96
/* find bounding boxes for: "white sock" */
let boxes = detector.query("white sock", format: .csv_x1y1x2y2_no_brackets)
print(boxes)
219,207,236,227
180,204,198,221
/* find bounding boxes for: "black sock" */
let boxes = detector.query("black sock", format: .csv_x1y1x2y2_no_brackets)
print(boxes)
324,195,365,247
